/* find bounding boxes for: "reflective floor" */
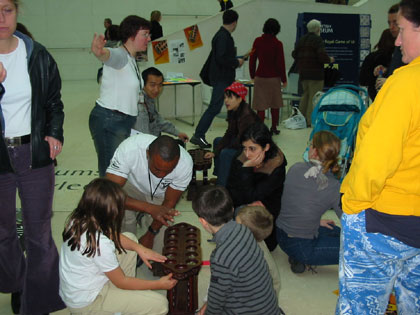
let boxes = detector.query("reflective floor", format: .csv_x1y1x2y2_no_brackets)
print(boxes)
0,80,340,315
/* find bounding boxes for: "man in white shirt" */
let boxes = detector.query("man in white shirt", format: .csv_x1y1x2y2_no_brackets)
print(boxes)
106,134,193,248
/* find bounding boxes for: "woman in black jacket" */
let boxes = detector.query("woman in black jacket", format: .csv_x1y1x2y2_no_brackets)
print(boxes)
227,122,287,251
0,0,65,313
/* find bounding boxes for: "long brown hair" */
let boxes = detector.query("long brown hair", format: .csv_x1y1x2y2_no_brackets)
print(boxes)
62,178,126,257
312,130,341,174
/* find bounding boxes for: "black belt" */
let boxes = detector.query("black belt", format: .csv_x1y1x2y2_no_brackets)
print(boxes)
5,134,31,147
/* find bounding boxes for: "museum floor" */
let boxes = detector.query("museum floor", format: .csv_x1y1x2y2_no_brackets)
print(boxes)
0,80,340,315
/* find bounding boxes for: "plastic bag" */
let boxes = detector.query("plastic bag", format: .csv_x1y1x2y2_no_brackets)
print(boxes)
283,107,307,129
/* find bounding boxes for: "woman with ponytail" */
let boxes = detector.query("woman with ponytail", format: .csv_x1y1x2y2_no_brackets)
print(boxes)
275,130,342,273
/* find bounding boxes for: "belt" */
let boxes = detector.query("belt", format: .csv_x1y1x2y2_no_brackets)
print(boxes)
5,134,31,147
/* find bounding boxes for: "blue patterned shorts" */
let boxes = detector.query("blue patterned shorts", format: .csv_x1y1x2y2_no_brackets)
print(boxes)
336,211,420,315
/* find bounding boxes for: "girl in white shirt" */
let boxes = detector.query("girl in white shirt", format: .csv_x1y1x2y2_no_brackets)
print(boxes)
59,178,177,315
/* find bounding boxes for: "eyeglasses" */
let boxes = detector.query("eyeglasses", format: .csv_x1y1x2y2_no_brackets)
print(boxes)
138,31,151,38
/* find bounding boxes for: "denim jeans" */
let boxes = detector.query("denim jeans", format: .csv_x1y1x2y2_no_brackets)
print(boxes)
89,104,136,176
276,225,341,265
213,137,239,187
0,143,65,314
194,81,231,138
336,211,420,315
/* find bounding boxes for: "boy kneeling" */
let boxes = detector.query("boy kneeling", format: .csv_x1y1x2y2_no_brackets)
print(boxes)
193,186,283,314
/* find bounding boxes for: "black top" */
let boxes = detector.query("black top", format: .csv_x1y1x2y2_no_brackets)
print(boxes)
219,0,233,11
150,20,163,41
209,27,239,85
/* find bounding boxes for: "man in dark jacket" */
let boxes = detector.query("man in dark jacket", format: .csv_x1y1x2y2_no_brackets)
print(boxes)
190,9,244,148
292,19,334,127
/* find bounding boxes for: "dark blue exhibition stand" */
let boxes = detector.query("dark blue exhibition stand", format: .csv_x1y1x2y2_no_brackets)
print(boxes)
296,13,371,86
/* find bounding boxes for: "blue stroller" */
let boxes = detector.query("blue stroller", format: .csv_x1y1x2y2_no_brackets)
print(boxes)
304,84,369,180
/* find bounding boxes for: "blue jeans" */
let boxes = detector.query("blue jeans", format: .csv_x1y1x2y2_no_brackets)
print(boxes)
336,211,420,315
89,104,136,176
213,137,239,187
194,81,231,138
276,225,341,265
0,143,65,314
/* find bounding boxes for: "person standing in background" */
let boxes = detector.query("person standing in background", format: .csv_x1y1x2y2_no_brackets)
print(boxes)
292,19,334,127
249,18,287,135
0,0,66,313
150,10,163,41
190,10,244,148
218,0,233,11
104,17,112,39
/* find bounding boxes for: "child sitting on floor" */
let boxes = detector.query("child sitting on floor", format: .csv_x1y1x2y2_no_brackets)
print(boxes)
59,178,177,315
192,185,283,315
236,204,281,296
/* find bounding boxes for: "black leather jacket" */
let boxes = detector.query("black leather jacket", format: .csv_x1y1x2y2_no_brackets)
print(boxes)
0,31,64,174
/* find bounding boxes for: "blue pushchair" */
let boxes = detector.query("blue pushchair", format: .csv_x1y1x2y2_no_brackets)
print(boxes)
304,84,369,180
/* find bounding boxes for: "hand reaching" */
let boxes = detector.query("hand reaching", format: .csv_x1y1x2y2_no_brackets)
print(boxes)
158,273,178,290
178,133,189,142
151,204,179,226
204,152,215,159
137,245,167,269
91,33,109,62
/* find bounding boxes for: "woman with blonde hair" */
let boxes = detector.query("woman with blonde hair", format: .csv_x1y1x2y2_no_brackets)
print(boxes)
276,130,342,273
150,10,163,41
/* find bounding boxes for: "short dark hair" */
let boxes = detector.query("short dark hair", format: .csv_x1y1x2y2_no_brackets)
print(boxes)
399,0,420,27
142,67,164,85
263,18,281,35
106,25,120,41
149,135,180,162
389,3,399,14
104,18,112,24
192,186,233,226
119,15,151,43
223,9,239,25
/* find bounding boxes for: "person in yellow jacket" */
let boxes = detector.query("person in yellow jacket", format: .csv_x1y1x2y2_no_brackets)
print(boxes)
337,1,420,314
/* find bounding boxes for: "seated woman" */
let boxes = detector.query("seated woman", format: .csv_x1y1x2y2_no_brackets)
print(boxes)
276,130,342,273
226,122,287,251
205,82,259,186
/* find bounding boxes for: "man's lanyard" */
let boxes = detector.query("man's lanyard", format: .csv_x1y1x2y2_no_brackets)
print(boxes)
148,169,164,201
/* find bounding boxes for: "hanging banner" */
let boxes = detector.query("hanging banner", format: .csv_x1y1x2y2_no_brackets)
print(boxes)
184,25,203,50
152,40,169,64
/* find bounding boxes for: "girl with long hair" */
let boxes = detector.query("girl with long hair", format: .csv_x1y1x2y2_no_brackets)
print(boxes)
59,178,176,314
275,130,342,273
226,122,287,251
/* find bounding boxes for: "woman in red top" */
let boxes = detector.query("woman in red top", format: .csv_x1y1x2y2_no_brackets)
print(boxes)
249,18,287,135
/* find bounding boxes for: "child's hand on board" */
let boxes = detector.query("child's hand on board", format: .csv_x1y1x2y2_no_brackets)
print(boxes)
159,273,178,290
138,246,167,269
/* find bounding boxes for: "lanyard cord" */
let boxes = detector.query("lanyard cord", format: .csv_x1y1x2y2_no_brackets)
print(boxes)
123,44,142,88
148,169,164,201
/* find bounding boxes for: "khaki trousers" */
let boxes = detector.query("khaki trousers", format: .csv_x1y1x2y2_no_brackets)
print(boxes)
67,233,168,315
299,80,324,126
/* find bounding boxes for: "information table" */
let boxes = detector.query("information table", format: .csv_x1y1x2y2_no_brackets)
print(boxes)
161,78,201,126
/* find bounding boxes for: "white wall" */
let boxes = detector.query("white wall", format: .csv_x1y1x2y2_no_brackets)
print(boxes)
17,0,396,118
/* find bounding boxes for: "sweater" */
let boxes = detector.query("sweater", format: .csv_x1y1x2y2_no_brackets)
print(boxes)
292,32,331,81
276,162,342,239
249,34,286,82
206,220,281,315
341,56,420,217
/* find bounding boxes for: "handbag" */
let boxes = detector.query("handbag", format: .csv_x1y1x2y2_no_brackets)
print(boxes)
324,64,340,87
199,52,212,86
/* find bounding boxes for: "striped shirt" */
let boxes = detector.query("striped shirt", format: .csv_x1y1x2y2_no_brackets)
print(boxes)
207,220,281,314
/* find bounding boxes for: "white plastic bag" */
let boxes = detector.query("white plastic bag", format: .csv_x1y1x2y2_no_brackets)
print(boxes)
283,107,307,129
